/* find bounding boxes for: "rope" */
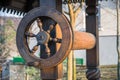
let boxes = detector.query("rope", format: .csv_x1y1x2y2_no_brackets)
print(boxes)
116,0,120,79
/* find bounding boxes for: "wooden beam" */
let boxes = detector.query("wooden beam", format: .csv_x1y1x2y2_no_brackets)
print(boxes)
85,0,101,80
56,26,96,50
56,23,96,50
39,0,63,80
72,31,96,50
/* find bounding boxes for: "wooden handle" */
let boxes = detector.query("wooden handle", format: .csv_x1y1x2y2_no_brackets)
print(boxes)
55,24,96,50
72,31,96,50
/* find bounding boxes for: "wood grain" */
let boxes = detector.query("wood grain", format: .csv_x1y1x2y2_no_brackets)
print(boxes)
72,31,96,50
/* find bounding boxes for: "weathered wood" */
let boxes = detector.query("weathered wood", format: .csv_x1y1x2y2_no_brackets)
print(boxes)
39,0,63,80
86,0,101,80
41,64,63,79
56,26,96,50
72,31,96,50
41,24,63,80
17,6,73,68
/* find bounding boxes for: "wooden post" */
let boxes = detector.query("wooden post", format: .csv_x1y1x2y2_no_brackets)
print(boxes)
0,66,2,80
85,0,101,80
39,0,63,80
67,52,73,80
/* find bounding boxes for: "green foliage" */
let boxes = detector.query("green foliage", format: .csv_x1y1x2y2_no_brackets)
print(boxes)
63,59,67,72
6,19,13,27
0,25,5,56
0,19,15,58
0,25,5,44
5,19,16,42
25,67,41,80
25,67,38,75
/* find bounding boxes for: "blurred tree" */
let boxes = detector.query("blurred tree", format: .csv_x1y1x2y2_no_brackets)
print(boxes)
63,2,83,80
0,19,9,59
0,18,17,66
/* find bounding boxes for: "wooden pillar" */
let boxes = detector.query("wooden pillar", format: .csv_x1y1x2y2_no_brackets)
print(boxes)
39,0,63,80
85,0,101,80
0,66,2,80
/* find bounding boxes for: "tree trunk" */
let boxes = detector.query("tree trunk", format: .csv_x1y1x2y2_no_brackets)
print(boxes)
67,3,81,80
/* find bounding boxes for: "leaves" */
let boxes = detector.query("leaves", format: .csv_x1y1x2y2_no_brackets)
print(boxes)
0,18,19,63
25,67,40,80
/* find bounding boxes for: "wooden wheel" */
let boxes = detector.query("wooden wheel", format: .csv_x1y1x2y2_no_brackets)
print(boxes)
16,7,73,68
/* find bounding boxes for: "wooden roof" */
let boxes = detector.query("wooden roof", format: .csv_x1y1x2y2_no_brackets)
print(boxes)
0,0,39,13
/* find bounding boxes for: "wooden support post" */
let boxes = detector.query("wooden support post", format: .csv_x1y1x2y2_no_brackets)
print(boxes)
39,0,63,80
85,0,101,80
0,66,2,80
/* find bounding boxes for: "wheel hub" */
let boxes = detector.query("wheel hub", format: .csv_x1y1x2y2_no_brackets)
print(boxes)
36,31,50,44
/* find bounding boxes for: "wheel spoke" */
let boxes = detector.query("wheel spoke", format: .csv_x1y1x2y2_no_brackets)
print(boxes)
50,38,62,43
47,24,54,33
37,18,43,31
44,44,50,57
30,44,39,54
25,32,36,37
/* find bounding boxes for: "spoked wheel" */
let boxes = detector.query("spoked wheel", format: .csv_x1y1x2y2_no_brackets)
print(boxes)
16,7,73,68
